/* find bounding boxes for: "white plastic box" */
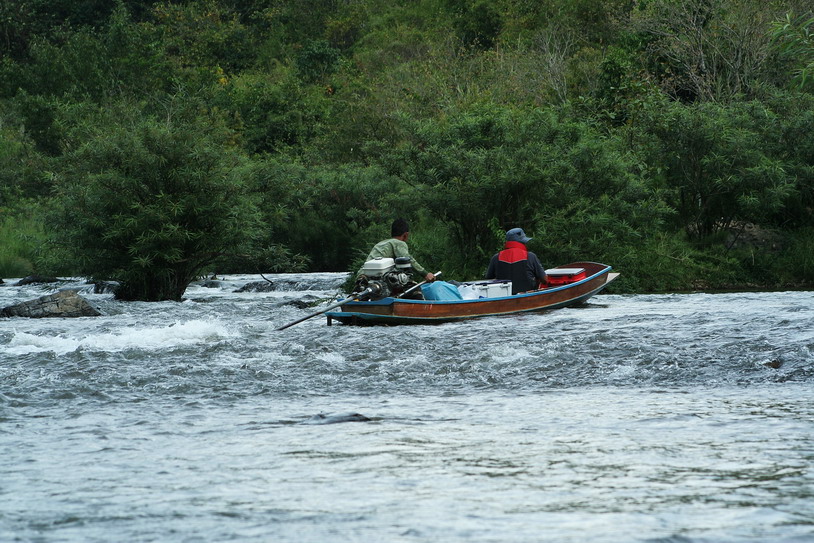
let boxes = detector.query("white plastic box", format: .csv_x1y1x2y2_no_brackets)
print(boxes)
485,281,512,297
460,280,512,298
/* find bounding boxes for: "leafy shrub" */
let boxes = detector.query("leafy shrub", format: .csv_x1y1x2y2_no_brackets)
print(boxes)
373,103,670,279
256,160,403,271
47,101,264,301
0,204,43,279
213,70,328,155
632,98,798,238
295,39,341,82
759,227,814,287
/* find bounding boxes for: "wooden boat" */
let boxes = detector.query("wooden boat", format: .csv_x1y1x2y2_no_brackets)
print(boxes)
325,261,619,326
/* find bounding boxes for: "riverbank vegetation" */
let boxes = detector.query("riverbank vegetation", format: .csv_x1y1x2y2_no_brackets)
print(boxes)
1,0,812,299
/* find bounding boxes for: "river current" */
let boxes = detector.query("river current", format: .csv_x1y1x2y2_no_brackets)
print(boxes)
1,273,812,543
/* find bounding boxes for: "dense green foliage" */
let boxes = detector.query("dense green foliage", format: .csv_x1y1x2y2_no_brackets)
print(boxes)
46,100,269,300
1,0,813,298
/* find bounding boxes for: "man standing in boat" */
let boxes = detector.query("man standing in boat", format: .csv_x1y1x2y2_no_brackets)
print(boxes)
358,218,436,283
485,228,547,294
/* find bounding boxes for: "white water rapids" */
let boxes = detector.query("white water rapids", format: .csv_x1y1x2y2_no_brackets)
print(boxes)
1,274,812,542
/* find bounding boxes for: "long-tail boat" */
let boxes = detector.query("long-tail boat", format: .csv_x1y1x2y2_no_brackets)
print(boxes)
324,261,619,326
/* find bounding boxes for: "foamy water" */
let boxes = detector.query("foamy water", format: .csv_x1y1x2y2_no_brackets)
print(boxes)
5,319,236,355
1,275,813,543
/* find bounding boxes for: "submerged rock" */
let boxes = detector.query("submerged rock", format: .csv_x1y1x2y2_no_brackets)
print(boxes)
284,296,323,309
15,275,61,286
91,280,120,295
1,290,101,318
302,412,372,425
199,280,223,289
234,281,276,293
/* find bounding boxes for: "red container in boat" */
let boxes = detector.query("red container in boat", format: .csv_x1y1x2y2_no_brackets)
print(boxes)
546,267,587,285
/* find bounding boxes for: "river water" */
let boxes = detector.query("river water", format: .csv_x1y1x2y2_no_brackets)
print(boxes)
1,273,812,543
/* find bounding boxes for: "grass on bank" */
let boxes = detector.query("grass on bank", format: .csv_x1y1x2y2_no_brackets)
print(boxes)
0,207,42,279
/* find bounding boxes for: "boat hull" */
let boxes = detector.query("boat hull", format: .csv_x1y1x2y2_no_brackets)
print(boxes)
325,261,619,326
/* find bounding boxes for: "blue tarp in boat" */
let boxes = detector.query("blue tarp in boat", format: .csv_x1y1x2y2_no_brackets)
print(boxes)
421,281,464,301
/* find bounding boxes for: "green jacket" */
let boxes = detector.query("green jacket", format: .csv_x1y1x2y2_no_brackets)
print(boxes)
358,238,428,276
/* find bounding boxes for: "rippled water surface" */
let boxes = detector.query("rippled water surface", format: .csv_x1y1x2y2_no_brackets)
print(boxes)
1,274,813,542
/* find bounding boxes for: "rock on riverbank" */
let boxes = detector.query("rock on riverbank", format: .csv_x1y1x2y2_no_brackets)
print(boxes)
1,290,101,318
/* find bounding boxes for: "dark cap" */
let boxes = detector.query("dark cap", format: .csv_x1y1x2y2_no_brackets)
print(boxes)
506,227,531,244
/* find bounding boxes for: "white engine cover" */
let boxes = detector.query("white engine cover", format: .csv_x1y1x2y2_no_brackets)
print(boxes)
360,258,395,277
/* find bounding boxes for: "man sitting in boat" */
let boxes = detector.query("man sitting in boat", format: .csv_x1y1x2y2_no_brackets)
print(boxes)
358,218,435,283
485,228,547,294
354,218,437,300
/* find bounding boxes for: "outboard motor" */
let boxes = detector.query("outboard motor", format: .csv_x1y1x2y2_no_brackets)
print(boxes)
354,257,416,299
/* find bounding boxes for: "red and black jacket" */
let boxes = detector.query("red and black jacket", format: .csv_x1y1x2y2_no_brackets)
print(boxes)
485,241,547,294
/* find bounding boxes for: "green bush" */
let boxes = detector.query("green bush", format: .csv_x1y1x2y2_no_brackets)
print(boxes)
0,205,43,279
252,159,405,272
632,98,798,238
47,101,265,301
766,227,814,286
212,70,328,155
609,231,739,293
372,103,670,279
295,39,342,82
